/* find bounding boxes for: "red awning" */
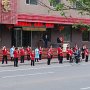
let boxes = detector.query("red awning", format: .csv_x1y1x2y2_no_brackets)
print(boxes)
17,14,90,25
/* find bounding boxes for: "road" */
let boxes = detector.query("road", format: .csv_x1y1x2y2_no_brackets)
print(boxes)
0,59,90,90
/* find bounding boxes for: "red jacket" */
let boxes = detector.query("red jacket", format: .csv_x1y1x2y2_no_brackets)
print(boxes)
20,49,25,56
57,47,62,55
47,49,51,58
2,48,8,55
69,49,73,56
66,48,69,54
60,49,63,56
85,49,89,56
30,52,35,60
13,50,19,58
26,48,31,55
39,48,42,54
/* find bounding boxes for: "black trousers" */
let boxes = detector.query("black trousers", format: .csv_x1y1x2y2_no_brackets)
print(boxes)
59,56,63,64
31,60,35,66
82,53,85,59
58,54,60,61
39,54,42,60
75,56,79,64
66,54,70,60
70,56,73,63
35,58,39,62
27,55,30,60
2,55,7,64
20,56,24,63
47,58,51,65
11,57,14,61
14,58,18,67
85,55,88,62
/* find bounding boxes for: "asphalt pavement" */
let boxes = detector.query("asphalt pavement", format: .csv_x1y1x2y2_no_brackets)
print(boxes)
0,58,90,90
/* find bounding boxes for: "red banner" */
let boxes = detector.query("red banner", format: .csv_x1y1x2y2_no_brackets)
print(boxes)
0,0,17,24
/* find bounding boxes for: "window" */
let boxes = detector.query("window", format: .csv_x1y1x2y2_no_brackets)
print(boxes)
60,25,72,42
50,0,61,7
71,1,83,9
82,31,89,41
26,0,38,5
26,0,29,4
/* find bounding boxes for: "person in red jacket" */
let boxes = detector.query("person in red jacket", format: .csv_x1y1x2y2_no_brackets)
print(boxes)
47,48,51,65
85,47,89,62
26,46,32,61
13,47,19,67
69,48,73,63
66,46,70,60
49,45,53,59
57,45,62,63
39,46,43,60
59,47,63,64
30,50,35,66
2,46,8,64
20,47,25,63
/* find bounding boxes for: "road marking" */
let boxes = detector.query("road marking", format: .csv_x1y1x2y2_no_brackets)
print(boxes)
0,72,54,79
0,65,70,73
81,87,90,90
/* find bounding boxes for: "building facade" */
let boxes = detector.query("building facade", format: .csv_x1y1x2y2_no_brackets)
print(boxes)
0,0,90,48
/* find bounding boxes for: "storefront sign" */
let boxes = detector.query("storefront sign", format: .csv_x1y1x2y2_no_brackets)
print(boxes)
22,27,46,31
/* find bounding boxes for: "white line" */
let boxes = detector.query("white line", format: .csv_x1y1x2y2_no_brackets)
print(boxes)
81,87,90,90
0,65,70,73
0,72,54,79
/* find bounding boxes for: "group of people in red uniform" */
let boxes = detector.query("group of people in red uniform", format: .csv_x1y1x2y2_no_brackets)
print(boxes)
1,44,89,67
2,46,43,67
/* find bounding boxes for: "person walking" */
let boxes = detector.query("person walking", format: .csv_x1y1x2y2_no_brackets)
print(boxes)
35,47,39,62
30,50,35,66
13,47,19,67
66,46,70,60
20,47,25,63
26,46,32,61
2,46,8,64
85,47,89,62
39,46,43,60
10,46,15,61
57,45,62,64
47,48,51,65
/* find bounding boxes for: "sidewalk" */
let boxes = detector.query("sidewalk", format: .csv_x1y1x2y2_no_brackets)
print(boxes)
0,58,69,67
0,57,89,67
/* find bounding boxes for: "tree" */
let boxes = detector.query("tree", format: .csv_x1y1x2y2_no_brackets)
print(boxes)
49,0,90,16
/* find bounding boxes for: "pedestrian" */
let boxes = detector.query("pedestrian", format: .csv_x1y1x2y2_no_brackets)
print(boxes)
81,45,86,60
57,45,62,63
85,47,89,62
47,48,51,65
35,47,39,62
13,47,19,67
66,46,70,60
43,34,49,48
69,48,73,63
39,46,43,60
2,46,8,64
74,48,81,64
10,46,15,61
30,50,35,66
26,46,32,61
49,45,53,59
20,47,25,63
59,47,63,64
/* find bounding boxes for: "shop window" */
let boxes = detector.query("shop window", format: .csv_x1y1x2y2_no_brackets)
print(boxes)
50,0,61,7
82,31,89,41
26,0,38,5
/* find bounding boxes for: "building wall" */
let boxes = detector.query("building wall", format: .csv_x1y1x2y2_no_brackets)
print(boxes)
0,25,11,48
17,0,90,19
